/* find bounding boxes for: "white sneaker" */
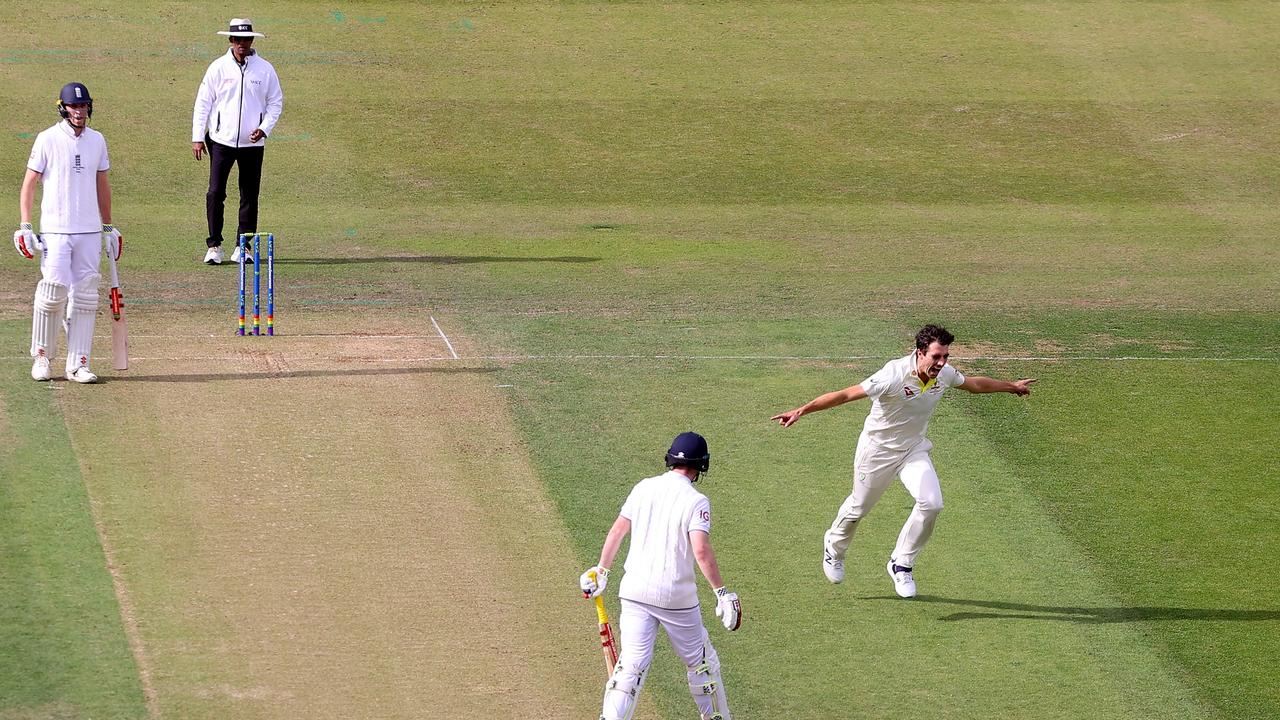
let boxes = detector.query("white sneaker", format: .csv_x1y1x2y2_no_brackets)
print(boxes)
887,560,916,598
204,246,223,265
230,244,254,264
66,366,99,384
31,355,52,381
822,543,845,584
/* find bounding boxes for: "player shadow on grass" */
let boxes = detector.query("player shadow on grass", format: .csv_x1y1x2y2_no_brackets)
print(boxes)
280,255,600,266
870,596,1280,624
104,366,498,383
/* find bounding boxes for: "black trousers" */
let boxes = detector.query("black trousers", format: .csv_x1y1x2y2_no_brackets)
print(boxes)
205,136,266,248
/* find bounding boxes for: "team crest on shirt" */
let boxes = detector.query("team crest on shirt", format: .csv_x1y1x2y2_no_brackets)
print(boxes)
902,385,916,397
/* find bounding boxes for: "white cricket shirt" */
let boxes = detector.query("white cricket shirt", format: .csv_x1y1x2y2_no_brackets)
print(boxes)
617,470,713,610
859,351,966,451
26,121,110,234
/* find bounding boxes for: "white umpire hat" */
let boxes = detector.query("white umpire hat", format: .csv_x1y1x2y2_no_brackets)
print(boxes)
217,18,266,38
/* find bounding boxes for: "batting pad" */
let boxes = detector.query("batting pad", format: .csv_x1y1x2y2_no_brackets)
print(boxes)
602,664,648,720
65,274,99,371
687,649,731,720
31,279,68,358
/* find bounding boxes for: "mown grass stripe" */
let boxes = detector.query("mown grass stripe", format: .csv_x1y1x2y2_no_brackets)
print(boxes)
0,323,147,719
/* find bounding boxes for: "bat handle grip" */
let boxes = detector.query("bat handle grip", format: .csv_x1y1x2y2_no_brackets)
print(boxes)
593,595,610,624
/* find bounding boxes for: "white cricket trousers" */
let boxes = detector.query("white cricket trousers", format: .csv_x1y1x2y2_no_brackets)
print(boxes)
603,598,729,720
31,232,103,369
824,435,943,568
39,232,101,287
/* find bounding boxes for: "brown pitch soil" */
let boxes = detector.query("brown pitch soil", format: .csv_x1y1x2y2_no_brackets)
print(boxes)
57,316,604,719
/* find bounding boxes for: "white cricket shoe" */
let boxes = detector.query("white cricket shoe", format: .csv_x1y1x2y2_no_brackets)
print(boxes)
66,366,99,384
204,246,223,265
887,560,916,598
31,355,52,381
823,543,845,584
230,244,254,264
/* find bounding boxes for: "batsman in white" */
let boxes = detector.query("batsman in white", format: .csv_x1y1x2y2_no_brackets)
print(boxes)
580,432,742,720
772,325,1035,597
15,82,122,384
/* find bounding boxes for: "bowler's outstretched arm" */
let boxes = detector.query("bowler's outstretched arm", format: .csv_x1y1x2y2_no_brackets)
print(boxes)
771,384,869,427
958,376,1035,396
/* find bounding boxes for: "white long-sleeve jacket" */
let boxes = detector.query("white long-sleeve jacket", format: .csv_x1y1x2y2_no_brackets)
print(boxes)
192,50,284,148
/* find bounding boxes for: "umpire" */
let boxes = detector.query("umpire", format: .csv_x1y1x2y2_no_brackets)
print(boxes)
192,18,284,265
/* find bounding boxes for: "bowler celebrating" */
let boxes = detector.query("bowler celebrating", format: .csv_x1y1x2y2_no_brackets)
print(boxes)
771,325,1034,597
580,432,742,720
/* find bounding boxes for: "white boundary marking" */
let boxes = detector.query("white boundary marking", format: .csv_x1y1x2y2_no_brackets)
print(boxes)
430,316,460,360
49,334,1274,363
450,354,1274,362
0,353,1271,364
114,333,449,340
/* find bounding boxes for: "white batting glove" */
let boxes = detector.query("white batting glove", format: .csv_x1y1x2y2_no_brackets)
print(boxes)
580,565,609,598
714,587,742,631
13,223,40,259
102,224,123,260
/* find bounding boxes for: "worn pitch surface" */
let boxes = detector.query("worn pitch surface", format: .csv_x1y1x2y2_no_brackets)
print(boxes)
52,313,601,719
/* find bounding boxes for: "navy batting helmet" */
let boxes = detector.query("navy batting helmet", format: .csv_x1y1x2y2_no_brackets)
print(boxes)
58,82,93,119
665,432,710,474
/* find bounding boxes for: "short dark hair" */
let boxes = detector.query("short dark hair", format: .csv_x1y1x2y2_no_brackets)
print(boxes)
915,324,955,350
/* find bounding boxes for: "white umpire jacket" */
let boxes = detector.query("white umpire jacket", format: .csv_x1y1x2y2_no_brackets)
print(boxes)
192,49,284,148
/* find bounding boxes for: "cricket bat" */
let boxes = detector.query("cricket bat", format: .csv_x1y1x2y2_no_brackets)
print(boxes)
586,572,620,676
107,252,129,370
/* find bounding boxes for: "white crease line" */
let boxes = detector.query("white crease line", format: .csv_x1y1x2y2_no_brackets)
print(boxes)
431,316,460,360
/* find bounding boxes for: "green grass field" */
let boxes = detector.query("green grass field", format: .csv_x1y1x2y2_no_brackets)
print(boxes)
2,2,1277,719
